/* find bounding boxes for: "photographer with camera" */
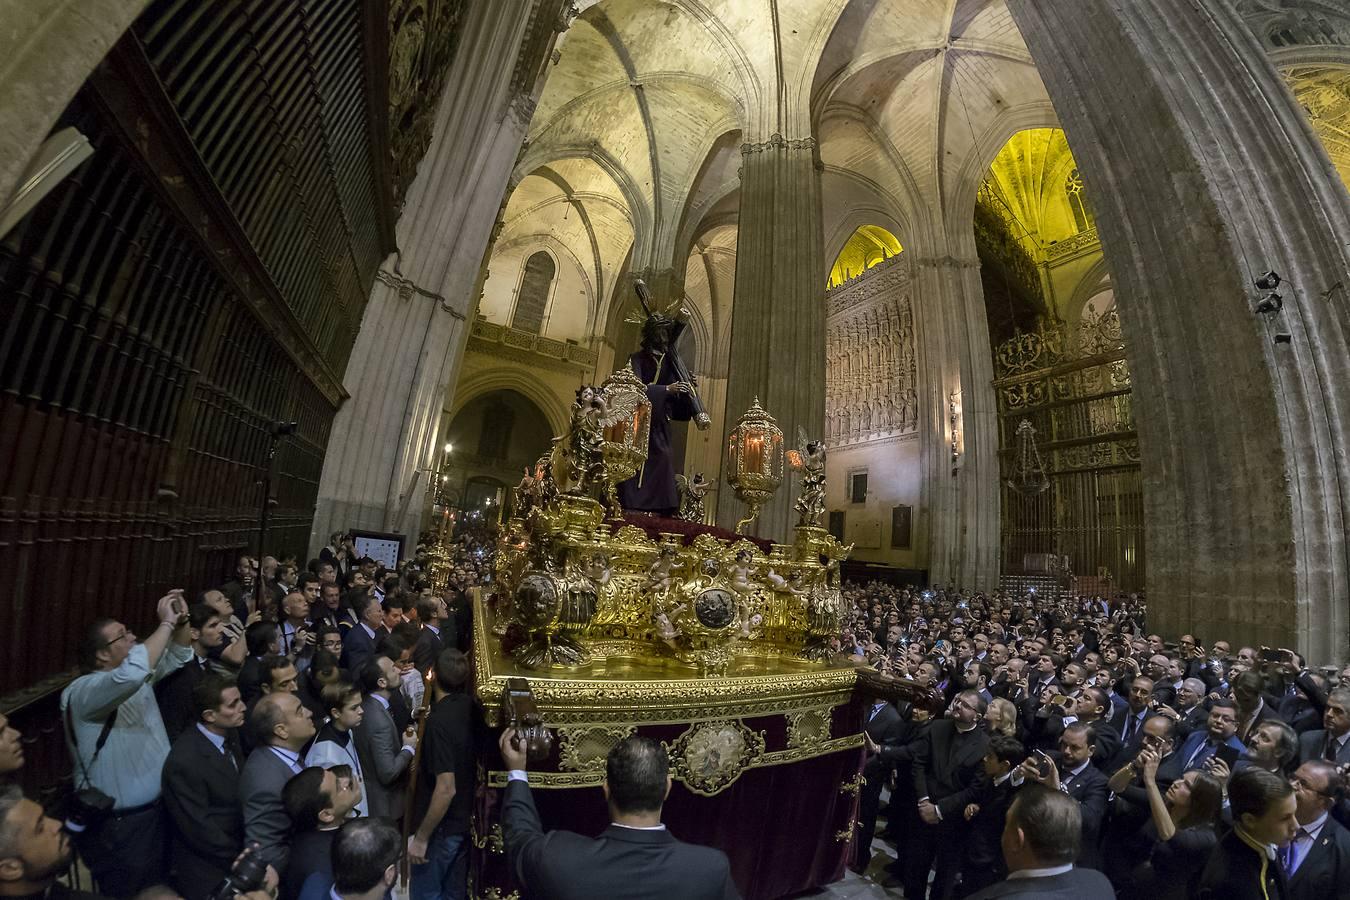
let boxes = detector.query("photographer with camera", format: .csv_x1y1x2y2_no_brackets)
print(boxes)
0,783,105,900
61,590,194,896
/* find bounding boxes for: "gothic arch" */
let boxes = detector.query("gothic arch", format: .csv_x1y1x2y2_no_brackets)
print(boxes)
448,370,570,438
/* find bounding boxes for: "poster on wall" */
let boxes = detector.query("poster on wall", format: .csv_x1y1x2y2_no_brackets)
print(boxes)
351,530,405,569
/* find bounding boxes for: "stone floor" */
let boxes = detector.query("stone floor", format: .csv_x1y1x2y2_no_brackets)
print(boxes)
791,825,907,899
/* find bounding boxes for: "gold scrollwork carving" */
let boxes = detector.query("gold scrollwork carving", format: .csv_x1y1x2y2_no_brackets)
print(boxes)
786,708,832,749
557,724,637,773
839,773,867,797
485,733,865,790
664,720,767,797
470,818,505,854
835,821,856,843
480,890,521,900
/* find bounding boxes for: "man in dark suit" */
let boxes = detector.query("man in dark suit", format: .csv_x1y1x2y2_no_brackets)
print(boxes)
498,728,739,899
903,689,991,900
1197,767,1297,900
340,593,381,674
1297,688,1350,766
1285,759,1350,899
412,596,446,674
240,691,316,872
855,698,907,872
957,734,1024,898
1234,670,1283,745
968,785,1115,899
220,554,258,622
238,622,281,704
161,674,249,900
352,657,416,820
280,763,363,899
155,603,226,742
1168,700,1245,779
1116,677,1156,745
1021,723,1109,870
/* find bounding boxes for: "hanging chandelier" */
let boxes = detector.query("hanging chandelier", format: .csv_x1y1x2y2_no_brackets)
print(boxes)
1006,419,1050,496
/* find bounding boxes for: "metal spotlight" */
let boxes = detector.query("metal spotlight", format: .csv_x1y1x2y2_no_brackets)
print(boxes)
1255,292,1283,314
1254,271,1282,291
270,421,299,437
1274,333,1292,345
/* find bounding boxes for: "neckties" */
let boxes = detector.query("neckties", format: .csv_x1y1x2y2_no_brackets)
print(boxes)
1282,829,1309,876
1123,714,1136,742
1326,734,1338,762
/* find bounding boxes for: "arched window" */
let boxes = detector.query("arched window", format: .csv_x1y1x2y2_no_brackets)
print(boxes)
512,251,555,333
1066,168,1096,233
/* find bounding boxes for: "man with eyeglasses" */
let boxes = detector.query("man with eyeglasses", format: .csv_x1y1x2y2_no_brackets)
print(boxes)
897,689,990,900
1298,688,1350,767
60,590,195,896
1284,760,1350,899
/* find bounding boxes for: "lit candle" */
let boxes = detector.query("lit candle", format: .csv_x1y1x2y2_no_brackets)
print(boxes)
745,435,763,473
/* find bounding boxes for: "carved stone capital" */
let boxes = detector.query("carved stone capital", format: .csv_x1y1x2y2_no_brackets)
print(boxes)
741,133,818,155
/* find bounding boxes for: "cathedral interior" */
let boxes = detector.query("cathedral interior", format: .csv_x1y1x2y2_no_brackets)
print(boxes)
2,0,1350,889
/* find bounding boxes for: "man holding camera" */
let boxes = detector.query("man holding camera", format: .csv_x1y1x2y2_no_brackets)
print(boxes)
61,590,195,896
0,783,106,900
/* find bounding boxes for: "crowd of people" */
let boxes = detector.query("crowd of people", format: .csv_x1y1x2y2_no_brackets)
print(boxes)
845,580,1350,899
0,524,500,900
4,531,1350,900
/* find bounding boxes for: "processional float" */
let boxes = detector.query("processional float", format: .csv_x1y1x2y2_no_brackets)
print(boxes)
456,286,939,898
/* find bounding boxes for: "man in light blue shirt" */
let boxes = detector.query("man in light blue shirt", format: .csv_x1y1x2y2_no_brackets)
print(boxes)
61,589,194,896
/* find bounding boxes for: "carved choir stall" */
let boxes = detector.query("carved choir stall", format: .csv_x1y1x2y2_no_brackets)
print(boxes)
462,372,938,899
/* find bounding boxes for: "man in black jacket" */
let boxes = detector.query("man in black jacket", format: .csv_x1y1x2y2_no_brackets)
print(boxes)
903,689,991,900
155,603,227,743
1197,767,1298,900
967,785,1115,899
1017,723,1109,870
280,763,363,900
161,674,249,900
498,728,739,899
855,698,906,873
1285,760,1350,900
957,734,1023,898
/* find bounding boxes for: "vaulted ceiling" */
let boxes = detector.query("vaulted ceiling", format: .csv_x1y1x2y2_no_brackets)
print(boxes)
475,0,1348,353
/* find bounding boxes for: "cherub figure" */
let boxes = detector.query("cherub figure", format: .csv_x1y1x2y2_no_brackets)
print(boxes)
728,548,755,595
583,552,612,588
646,546,678,594
767,568,809,604
652,602,687,648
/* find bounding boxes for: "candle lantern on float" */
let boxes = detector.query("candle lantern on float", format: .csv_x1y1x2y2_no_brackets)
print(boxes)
726,397,784,534
598,364,652,516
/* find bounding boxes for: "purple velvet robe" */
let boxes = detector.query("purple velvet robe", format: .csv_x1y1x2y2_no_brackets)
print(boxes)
616,348,697,515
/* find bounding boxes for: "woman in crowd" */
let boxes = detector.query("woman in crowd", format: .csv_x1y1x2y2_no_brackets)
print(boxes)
1122,748,1223,900
985,697,1018,738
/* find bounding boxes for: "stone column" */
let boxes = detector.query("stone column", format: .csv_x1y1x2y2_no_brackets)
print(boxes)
1009,0,1350,660
716,135,826,540
911,253,1000,592
311,0,564,553
0,1,152,208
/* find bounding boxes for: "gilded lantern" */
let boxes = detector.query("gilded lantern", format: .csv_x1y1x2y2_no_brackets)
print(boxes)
725,397,784,534
598,364,652,514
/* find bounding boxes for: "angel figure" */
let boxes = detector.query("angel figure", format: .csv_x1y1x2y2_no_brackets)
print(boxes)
551,385,608,495
675,472,711,522
767,568,809,604
728,548,756,595
652,603,686,648
645,546,679,594
583,552,612,588
512,466,536,517
792,426,828,528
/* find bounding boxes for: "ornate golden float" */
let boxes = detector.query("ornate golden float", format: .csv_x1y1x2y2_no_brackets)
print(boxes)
466,372,936,899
